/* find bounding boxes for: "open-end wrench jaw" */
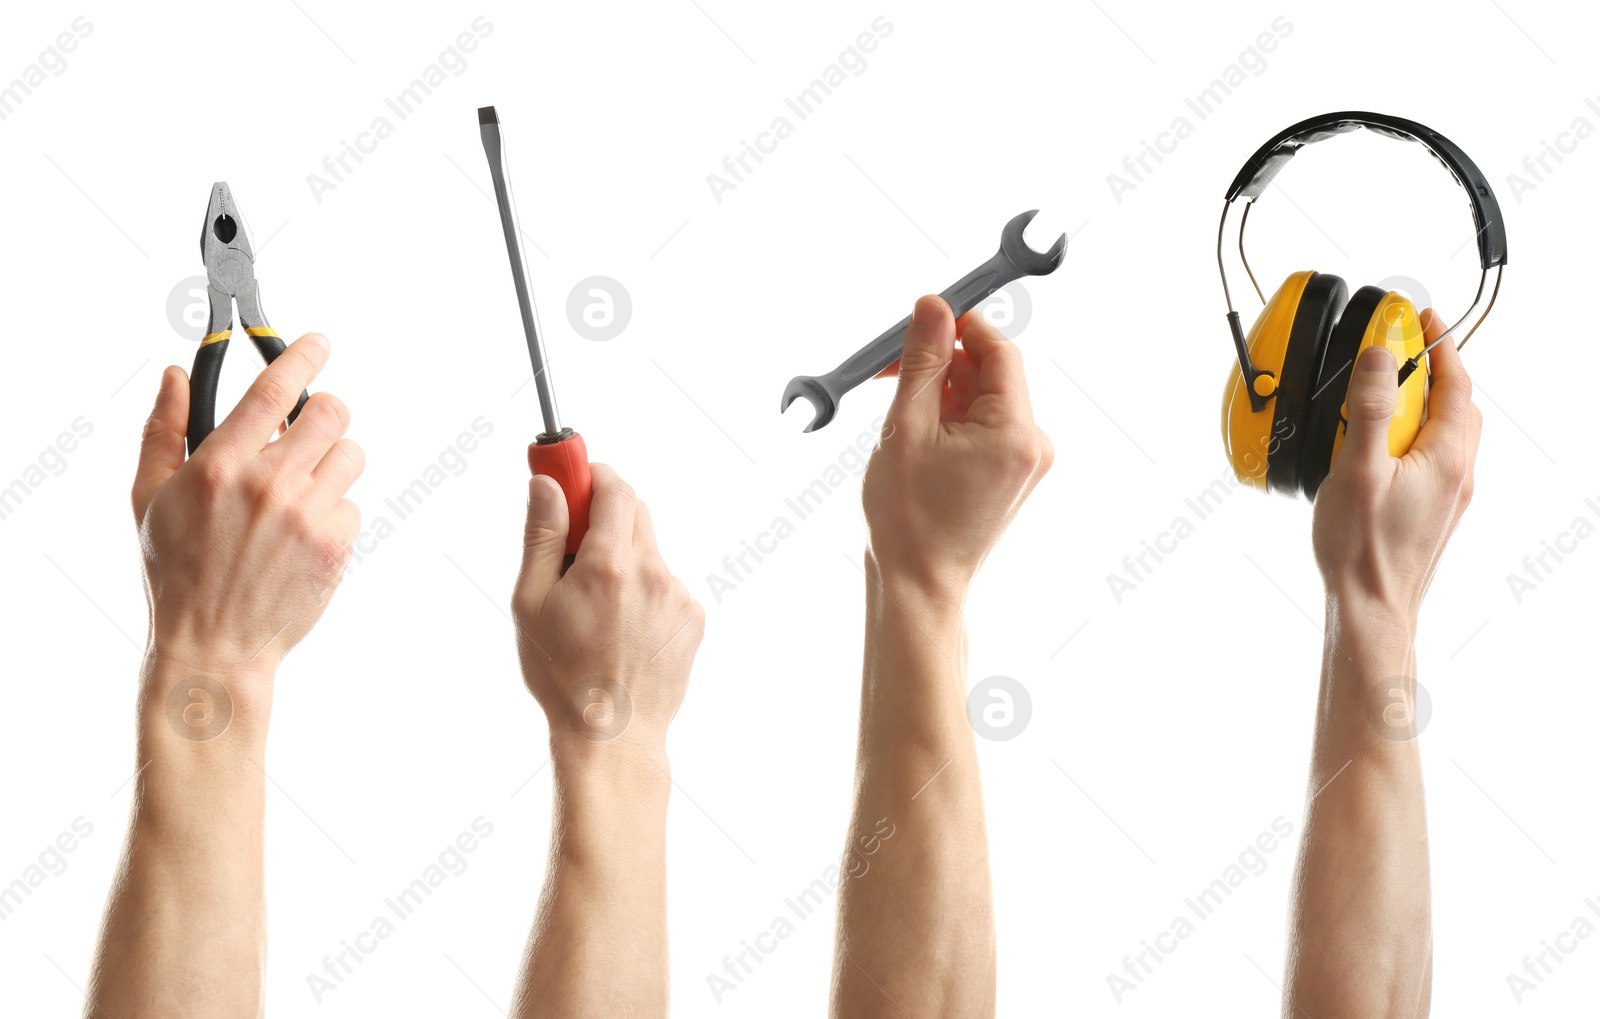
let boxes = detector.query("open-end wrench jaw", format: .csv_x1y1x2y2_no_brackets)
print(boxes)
1000,209,1067,275
779,376,836,433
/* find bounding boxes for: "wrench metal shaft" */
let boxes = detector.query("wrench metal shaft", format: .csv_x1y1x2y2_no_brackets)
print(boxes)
833,255,1021,391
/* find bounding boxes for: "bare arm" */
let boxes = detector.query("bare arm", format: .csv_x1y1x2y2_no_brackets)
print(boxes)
1285,310,1481,1017
831,297,1052,1017
86,336,361,1016
1286,619,1431,1015
509,468,703,1018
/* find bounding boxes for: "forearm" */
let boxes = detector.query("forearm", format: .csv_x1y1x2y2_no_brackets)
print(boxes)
1284,603,1431,1017
830,558,994,1018
514,738,671,1019
85,657,274,1018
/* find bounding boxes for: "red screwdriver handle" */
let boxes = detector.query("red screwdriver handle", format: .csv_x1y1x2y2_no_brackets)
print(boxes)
528,432,592,559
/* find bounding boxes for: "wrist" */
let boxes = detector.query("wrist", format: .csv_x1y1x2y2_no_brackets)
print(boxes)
1324,594,1416,669
549,729,672,800
864,551,968,619
138,648,276,749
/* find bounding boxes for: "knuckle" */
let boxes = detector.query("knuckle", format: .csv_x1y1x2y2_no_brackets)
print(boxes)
336,438,366,473
589,555,628,587
286,502,322,542
1036,427,1056,474
991,340,1025,370
241,466,279,503
191,455,232,498
510,584,539,624
1348,393,1395,422
301,394,348,437
314,530,352,575
1435,449,1469,485
1003,424,1043,471
253,375,293,414
642,560,674,594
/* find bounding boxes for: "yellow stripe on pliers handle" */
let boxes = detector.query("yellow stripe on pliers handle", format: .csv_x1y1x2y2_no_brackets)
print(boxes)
244,327,278,338
201,329,232,346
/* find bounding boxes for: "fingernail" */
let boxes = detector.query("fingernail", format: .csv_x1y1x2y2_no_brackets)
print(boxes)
1358,345,1396,372
307,332,329,351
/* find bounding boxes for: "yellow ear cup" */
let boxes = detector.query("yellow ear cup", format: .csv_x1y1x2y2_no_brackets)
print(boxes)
1221,271,1315,489
1327,293,1428,465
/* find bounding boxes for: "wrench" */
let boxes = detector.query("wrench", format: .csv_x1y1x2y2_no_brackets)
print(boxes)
780,209,1066,432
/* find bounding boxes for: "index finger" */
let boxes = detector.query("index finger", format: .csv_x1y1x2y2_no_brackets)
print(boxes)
954,311,1033,425
209,333,329,455
573,463,635,570
1418,308,1473,431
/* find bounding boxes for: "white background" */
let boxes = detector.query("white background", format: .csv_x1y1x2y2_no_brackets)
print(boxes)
1,1,1595,1015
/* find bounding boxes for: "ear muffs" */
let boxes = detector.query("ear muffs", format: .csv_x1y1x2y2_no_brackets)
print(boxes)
1266,272,1348,496
1223,274,1431,499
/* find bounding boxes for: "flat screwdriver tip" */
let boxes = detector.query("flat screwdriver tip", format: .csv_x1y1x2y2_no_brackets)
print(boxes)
477,106,498,125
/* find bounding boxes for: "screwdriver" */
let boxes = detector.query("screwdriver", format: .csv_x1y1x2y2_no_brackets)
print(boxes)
478,105,592,568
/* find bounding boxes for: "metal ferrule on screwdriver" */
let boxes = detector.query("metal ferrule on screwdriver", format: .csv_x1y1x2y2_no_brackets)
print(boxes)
478,106,593,565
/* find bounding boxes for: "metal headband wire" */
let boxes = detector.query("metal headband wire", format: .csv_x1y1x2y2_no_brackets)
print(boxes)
1218,197,1504,380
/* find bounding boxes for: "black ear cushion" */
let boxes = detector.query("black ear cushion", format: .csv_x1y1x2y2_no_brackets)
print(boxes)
1299,285,1389,500
1267,273,1349,496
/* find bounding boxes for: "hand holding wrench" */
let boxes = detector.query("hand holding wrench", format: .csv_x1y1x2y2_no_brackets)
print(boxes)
780,210,1066,432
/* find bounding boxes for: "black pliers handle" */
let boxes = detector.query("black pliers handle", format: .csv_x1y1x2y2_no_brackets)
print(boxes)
187,182,308,455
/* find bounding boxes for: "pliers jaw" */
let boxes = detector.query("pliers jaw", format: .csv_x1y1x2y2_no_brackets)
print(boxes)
202,181,258,334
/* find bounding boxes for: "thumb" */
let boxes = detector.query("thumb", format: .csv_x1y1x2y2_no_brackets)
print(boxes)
886,295,955,434
518,474,570,602
132,366,189,524
1339,345,1400,470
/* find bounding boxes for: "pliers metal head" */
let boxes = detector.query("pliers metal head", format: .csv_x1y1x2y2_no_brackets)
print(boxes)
187,182,306,453
201,181,268,342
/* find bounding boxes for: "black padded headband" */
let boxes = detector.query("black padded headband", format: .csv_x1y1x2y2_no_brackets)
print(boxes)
1224,111,1507,271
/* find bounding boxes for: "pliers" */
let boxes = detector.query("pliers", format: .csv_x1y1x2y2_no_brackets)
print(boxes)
187,181,308,454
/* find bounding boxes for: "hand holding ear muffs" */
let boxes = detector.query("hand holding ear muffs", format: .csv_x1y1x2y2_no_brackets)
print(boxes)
1216,112,1507,500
